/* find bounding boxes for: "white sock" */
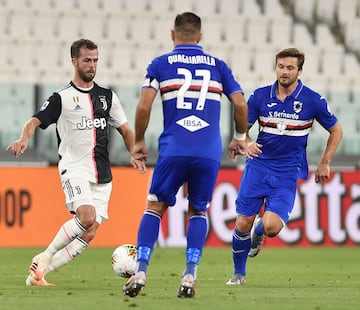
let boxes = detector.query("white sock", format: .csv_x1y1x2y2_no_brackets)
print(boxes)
46,237,89,273
44,217,86,257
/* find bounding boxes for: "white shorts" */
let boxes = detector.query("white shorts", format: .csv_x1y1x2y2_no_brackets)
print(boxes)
61,178,112,224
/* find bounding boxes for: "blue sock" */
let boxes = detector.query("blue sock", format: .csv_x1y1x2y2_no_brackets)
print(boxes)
232,228,251,275
254,220,265,235
136,210,161,273
184,214,208,277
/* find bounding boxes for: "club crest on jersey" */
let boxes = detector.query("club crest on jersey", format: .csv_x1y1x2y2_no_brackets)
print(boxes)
99,96,107,110
40,100,49,111
176,115,209,132
293,101,303,113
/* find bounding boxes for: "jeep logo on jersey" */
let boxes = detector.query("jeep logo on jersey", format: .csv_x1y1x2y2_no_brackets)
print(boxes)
176,115,209,132
77,116,107,130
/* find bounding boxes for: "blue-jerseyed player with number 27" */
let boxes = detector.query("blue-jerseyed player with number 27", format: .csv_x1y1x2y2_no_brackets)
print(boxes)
123,12,259,298
227,48,343,285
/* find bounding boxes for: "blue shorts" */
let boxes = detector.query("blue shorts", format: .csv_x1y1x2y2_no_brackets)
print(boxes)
149,156,220,212
235,165,298,224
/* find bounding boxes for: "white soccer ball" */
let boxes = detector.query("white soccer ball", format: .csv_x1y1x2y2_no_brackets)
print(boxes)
111,244,137,278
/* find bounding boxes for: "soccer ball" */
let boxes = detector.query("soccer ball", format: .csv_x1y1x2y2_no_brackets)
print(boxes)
111,244,137,278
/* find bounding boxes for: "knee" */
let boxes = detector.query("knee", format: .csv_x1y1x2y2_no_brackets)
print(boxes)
235,215,255,233
263,222,282,237
79,215,96,229
81,224,97,242
76,206,97,229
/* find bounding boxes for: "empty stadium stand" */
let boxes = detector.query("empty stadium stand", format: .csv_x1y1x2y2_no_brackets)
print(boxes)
0,0,359,167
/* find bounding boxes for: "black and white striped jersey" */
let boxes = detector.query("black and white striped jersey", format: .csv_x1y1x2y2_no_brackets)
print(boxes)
34,81,128,184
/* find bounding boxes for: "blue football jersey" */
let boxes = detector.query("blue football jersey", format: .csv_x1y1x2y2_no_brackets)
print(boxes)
143,44,242,162
247,80,338,179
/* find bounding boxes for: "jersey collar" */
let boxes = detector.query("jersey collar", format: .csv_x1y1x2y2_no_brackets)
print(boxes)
270,79,304,99
173,44,203,52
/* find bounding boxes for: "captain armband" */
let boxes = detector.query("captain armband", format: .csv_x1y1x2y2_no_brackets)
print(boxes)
142,77,159,90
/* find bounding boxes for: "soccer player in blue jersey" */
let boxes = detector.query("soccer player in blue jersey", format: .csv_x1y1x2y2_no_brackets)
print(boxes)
123,12,256,298
226,48,343,285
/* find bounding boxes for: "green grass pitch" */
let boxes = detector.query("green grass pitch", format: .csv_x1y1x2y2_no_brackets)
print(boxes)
1,246,359,310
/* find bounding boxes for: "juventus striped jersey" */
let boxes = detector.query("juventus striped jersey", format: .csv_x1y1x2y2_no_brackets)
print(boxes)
34,81,128,184
247,80,338,179
143,44,242,162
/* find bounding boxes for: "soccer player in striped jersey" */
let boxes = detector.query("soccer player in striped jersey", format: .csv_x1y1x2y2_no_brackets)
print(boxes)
227,48,343,285
122,12,256,298
7,39,145,286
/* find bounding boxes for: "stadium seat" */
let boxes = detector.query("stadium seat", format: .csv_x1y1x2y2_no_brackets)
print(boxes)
0,11,11,41
29,0,56,13
252,45,278,74
121,0,149,17
291,23,314,46
168,0,196,14
201,19,225,45
315,0,337,25
100,0,124,15
31,13,58,42
319,45,345,76
344,19,360,54
152,17,173,48
241,0,262,17
337,0,359,27
268,15,293,46
293,0,316,25
299,46,322,76
218,0,242,17
228,44,254,76
105,18,131,43
147,0,172,15
73,0,102,14
221,18,246,46
127,17,155,45
0,0,33,13
314,23,337,47
262,0,285,16
343,53,360,79
8,12,33,40
193,0,219,18
245,16,271,46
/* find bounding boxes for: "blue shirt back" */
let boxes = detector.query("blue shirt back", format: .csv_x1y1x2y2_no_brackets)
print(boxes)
143,44,242,162
247,80,338,179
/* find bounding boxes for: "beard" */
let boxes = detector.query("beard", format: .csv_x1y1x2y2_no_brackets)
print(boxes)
278,75,297,88
78,69,95,83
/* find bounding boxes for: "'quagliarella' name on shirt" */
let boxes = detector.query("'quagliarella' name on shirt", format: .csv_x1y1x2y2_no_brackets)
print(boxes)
168,54,216,66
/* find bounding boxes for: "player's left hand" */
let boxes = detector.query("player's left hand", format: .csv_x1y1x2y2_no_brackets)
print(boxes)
315,163,330,183
131,156,146,174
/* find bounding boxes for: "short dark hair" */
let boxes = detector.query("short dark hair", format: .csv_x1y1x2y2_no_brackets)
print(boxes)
276,48,305,70
70,39,98,58
174,12,201,37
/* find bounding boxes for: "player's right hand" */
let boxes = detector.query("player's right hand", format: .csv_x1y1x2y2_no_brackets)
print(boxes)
5,139,28,158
